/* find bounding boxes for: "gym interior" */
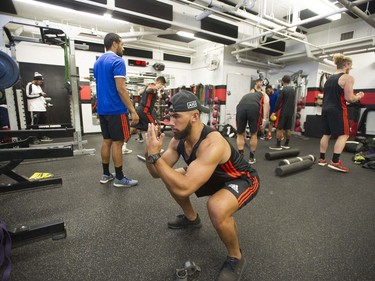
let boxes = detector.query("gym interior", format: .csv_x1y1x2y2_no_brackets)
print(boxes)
1,1,374,281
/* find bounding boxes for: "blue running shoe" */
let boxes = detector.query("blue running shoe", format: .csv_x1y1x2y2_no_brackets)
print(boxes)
113,176,138,187
100,173,115,184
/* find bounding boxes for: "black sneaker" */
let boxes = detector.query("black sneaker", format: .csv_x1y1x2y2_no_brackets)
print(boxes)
216,252,246,281
167,214,202,229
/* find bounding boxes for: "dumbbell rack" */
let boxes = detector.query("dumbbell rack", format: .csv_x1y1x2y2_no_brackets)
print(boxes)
210,97,221,130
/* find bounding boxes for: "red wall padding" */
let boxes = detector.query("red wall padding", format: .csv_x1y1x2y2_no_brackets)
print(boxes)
306,88,375,106
214,85,227,103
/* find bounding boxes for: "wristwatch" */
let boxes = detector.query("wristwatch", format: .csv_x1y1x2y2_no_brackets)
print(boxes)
147,153,161,164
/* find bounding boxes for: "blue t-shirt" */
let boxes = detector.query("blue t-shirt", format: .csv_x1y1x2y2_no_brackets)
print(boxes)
93,52,128,115
269,89,278,113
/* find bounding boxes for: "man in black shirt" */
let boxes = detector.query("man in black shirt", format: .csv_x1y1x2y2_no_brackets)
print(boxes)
131,76,166,143
236,84,269,164
319,54,364,172
269,75,296,150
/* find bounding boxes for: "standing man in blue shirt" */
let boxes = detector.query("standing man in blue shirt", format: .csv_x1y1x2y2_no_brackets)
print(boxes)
94,33,139,187
265,85,278,140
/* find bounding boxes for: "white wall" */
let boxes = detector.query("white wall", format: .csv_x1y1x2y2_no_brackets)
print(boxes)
16,42,193,88
347,53,375,89
16,42,64,66
307,19,375,47
190,42,226,85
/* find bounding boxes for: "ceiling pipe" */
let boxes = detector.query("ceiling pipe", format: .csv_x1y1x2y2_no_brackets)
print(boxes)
195,0,255,21
236,7,348,45
336,0,375,29
261,0,368,30
127,38,197,54
195,9,215,21
235,55,283,69
235,0,256,10
179,0,323,55
272,35,374,63
114,2,230,40
179,0,282,30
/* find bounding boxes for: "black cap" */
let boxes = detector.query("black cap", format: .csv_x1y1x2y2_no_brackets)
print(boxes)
170,90,210,114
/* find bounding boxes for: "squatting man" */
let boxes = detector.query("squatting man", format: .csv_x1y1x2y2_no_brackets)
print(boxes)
144,90,260,281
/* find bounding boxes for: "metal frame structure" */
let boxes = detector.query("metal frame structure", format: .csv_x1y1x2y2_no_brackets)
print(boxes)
0,15,95,155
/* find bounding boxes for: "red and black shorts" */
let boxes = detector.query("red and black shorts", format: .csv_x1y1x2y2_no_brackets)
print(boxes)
224,175,260,209
133,107,157,131
99,113,131,142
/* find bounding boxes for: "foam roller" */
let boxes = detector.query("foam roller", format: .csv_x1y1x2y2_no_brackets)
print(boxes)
278,154,315,166
275,159,314,176
265,148,300,160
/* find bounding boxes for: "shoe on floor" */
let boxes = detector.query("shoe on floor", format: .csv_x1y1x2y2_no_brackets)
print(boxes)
248,158,256,165
269,146,282,150
113,176,138,187
167,214,202,229
266,133,272,140
122,147,133,154
281,145,290,149
135,137,144,143
100,173,115,184
318,159,328,166
328,160,349,173
216,251,246,281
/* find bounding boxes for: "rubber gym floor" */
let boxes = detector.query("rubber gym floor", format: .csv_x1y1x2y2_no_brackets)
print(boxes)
1,132,374,281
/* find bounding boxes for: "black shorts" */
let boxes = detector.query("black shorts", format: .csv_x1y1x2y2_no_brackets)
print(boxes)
133,107,157,131
196,174,260,210
99,114,131,142
236,105,261,134
224,175,260,209
275,115,293,130
321,109,349,137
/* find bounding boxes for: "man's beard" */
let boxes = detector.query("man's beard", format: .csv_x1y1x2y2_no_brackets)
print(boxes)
345,69,350,74
174,122,192,140
117,48,124,57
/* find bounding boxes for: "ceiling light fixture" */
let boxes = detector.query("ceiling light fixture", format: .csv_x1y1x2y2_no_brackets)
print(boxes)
177,31,195,38
309,0,342,21
14,0,128,24
103,12,112,19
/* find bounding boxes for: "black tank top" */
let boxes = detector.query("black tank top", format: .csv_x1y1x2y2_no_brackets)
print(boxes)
177,125,257,197
276,86,296,116
322,73,346,113
139,87,157,112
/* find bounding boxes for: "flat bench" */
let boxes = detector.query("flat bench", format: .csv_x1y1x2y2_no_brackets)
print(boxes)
0,145,73,193
0,128,75,139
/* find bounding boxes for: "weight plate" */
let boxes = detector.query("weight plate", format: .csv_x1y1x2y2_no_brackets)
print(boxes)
0,51,20,90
